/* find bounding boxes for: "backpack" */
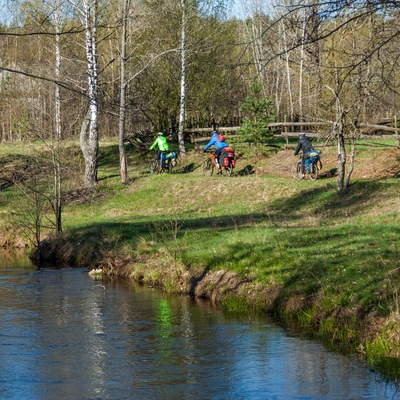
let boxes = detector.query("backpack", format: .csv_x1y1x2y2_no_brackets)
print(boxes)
217,134,225,142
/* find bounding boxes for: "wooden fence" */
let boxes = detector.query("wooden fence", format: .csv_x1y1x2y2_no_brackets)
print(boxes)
185,121,400,147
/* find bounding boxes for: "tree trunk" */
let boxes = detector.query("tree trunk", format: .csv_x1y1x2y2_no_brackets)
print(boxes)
345,133,355,190
54,0,62,234
118,0,129,184
298,12,306,125
80,107,98,186
81,0,99,188
177,0,187,155
335,104,347,192
281,22,294,120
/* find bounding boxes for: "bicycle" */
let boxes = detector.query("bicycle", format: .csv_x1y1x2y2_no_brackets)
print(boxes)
291,150,322,181
201,151,234,177
149,151,178,174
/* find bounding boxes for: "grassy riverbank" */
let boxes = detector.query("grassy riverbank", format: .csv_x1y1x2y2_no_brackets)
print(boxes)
1,137,400,377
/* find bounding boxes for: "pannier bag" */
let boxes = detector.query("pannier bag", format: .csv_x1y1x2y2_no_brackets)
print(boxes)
221,147,235,168
304,158,312,172
162,151,177,166
307,149,321,162
164,151,177,160
305,149,321,172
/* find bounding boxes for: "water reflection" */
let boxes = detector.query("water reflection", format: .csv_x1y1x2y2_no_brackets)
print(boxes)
0,264,399,400
0,250,31,269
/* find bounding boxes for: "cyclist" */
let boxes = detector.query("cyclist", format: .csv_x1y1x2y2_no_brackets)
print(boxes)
150,132,170,172
203,130,228,172
294,133,313,178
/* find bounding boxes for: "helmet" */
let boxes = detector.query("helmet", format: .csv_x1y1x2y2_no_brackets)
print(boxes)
157,132,164,136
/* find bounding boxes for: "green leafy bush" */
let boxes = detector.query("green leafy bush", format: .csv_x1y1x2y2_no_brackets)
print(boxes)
238,81,276,144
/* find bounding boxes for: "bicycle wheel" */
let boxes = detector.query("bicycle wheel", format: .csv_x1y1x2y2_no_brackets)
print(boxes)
202,159,214,176
309,162,318,180
149,159,158,174
168,161,176,174
168,160,177,174
291,161,302,180
222,164,233,176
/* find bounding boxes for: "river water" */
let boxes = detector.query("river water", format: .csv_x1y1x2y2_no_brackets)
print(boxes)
0,258,399,400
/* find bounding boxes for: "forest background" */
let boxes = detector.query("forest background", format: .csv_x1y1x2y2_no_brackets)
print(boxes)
1,0,399,160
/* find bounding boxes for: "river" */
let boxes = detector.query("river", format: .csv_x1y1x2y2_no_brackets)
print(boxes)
0,257,399,400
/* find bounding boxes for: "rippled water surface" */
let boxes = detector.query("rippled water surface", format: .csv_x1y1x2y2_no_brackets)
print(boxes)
0,262,398,400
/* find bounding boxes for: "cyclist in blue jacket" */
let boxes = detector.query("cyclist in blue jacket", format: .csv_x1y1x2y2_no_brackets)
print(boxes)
203,131,228,171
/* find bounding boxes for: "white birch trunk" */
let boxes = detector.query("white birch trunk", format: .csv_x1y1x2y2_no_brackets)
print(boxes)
177,0,187,155
334,96,347,192
118,0,129,184
298,12,306,124
54,0,62,233
81,0,99,187
282,22,294,120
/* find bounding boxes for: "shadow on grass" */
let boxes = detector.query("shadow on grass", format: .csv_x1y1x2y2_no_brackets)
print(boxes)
267,178,399,220
62,175,399,250
319,168,337,179
0,179,13,192
236,165,254,175
181,163,197,173
190,223,399,313
99,144,134,171
98,174,120,181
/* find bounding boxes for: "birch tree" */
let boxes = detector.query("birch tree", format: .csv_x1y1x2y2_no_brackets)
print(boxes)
118,0,129,183
280,19,294,120
53,0,63,232
82,0,99,187
177,0,187,155
67,0,99,187
176,0,232,154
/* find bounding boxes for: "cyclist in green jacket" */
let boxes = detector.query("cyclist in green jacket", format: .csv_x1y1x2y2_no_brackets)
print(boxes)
150,132,170,172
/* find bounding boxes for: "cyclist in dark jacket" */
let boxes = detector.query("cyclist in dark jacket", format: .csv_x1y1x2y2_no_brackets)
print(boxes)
294,134,313,176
